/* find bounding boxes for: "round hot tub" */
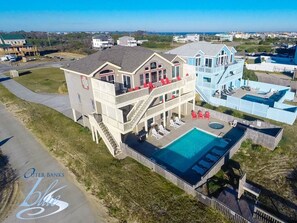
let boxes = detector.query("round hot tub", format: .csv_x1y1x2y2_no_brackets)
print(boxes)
209,122,224,130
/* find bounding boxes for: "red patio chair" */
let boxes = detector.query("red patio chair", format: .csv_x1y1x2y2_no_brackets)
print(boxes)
161,78,166,85
128,88,133,92
144,83,149,88
177,76,181,81
171,95,175,99
204,111,210,120
134,86,140,90
191,111,197,119
165,78,171,84
197,110,203,119
148,82,155,89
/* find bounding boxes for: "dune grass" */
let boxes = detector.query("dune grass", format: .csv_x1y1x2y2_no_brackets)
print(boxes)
11,67,67,94
0,85,227,223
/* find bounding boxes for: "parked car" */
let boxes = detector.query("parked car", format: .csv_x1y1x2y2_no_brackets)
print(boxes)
0,56,9,61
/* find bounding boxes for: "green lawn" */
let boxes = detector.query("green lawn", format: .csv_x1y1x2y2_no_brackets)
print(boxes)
12,68,67,94
196,99,297,221
0,85,227,223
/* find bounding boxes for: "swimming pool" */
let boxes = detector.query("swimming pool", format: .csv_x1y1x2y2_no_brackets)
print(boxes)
152,128,228,173
241,94,274,107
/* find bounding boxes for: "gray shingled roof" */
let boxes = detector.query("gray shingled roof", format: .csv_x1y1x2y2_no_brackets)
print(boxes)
167,41,229,57
92,34,112,41
64,46,176,75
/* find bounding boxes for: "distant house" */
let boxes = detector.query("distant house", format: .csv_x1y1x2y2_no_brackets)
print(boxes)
0,33,38,56
117,36,137,47
92,34,114,49
215,34,233,42
294,45,297,65
173,34,200,43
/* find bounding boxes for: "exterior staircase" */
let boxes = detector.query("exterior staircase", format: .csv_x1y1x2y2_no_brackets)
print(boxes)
89,114,122,157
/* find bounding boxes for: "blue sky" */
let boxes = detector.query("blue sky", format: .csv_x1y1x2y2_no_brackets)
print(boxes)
1,0,297,32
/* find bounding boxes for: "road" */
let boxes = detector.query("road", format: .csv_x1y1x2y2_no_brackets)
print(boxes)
0,104,115,223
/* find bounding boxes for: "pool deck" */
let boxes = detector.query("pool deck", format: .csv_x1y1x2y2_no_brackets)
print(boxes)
146,116,232,149
125,114,245,185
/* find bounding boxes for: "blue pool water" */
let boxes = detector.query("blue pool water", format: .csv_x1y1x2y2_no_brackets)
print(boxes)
241,94,274,106
152,128,228,173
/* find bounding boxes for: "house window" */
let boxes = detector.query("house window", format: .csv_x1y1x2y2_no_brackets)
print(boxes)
205,58,212,67
172,66,180,78
158,64,162,68
158,70,162,80
123,75,131,88
150,62,157,70
107,75,114,83
151,72,157,83
140,74,144,85
203,77,211,83
145,67,149,71
196,57,201,66
145,73,150,83
163,69,167,79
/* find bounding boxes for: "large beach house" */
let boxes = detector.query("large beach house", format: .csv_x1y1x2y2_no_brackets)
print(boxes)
61,46,196,158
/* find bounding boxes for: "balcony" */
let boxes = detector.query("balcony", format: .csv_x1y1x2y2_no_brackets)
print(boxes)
196,60,244,74
92,75,195,108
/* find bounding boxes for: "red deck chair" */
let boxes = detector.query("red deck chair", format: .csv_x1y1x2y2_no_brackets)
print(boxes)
177,76,181,81
165,77,171,84
134,86,140,90
171,95,175,99
161,78,166,85
148,82,155,90
191,111,197,119
143,83,149,88
204,111,210,120
128,88,133,92
197,111,203,119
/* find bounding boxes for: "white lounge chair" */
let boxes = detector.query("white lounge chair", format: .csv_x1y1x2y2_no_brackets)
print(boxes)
170,119,180,129
230,120,237,127
158,124,170,135
151,128,163,140
174,116,185,125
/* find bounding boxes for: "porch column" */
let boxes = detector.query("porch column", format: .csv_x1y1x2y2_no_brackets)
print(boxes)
72,109,77,122
135,124,139,134
192,98,195,111
144,120,148,137
163,111,166,127
178,90,181,119
91,126,95,141
95,129,99,144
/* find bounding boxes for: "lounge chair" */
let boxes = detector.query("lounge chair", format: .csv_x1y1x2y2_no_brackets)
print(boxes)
230,120,237,127
199,160,213,169
174,116,185,125
170,119,180,129
212,148,225,156
151,128,163,140
206,154,218,162
158,124,170,135
192,165,206,175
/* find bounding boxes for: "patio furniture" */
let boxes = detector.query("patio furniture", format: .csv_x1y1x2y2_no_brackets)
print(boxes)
191,111,197,119
170,119,180,129
229,120,238,127
151,128,163,140
177,76,181,81
192,165,206,175
197,110,203,119
158,124,170,135
204,111,210,120
174,116,185,125
161,79,166,85
134,86,140,90
144,83,149,88
165,77,171,84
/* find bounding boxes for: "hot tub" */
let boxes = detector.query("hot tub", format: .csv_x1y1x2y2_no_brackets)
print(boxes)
209,122,224,130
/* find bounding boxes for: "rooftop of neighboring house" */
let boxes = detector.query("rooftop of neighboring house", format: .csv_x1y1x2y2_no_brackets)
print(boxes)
0,33,26,40
92,34,113,41
118,36,136,41
64,46,177,75
167,41,236,57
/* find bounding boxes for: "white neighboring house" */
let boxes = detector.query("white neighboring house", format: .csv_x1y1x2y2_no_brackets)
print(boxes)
173,34,200,43
117,36,137,47
92,35,114,49
185,34,200,42
215,34,233,42
294,46,297,65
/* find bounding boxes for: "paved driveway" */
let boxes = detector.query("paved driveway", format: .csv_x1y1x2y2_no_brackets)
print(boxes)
0,104,114,223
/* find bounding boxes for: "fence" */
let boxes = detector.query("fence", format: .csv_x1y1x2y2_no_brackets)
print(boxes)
122,143,196,196
196,191,286,223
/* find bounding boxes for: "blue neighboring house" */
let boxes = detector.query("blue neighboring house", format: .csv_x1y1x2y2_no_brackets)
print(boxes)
167,41,244,103
167,42,297,125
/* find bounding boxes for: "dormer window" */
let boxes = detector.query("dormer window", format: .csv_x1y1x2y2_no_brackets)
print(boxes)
158,64,162,68
150,62,157,70
145,67,149,71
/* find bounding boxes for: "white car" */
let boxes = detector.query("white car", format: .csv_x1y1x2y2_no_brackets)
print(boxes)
0,56,9,61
